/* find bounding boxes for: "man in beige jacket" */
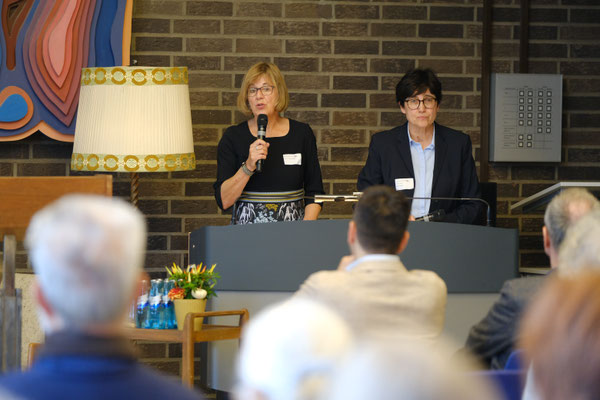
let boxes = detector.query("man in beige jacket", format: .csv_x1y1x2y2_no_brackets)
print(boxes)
295,185,447,340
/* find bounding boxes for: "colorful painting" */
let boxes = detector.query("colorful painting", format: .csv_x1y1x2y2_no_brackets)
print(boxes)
0,0,132,142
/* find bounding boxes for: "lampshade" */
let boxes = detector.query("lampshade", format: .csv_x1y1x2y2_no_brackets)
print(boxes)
71,66,195,173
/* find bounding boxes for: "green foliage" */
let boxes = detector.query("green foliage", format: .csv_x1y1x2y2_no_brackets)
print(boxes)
165,263,220,300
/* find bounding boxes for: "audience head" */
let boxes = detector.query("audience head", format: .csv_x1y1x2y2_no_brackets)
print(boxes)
543,188,599,252
237,61,290,116
323,339,500,400
25,194,146,332
557,210,600,273
352,185,410,254
520,270,600,400
235,298,353,400
396,68,443,106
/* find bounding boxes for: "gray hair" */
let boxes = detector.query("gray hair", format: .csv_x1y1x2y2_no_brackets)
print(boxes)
25,194,146,329
558,210,600,273
235,298,353,400
544,188,599,250
323,339,501,400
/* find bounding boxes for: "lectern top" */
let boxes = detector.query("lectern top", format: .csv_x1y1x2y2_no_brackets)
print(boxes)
510,182,600,213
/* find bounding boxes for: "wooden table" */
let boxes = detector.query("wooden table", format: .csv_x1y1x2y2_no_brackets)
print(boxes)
123,309,249,388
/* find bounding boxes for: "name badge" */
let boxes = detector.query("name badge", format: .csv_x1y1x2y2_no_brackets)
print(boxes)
395,178,414,191
283,153,302,165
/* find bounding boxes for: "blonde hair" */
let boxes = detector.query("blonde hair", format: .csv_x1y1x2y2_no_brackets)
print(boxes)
237,62,289,116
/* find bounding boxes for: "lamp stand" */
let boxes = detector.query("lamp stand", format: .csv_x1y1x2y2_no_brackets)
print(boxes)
130,172,139,208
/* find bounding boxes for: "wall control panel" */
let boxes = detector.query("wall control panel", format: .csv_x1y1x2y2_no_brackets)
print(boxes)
490,73,562,162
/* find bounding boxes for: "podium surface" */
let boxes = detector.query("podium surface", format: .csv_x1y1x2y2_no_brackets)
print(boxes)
189,219,518,392
189,219,518,293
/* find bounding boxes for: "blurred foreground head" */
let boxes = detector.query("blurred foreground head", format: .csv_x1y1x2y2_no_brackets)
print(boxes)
235,298,353,400
558,209,600,273
25,194,146,332
323,339,500,400
520,270,600,400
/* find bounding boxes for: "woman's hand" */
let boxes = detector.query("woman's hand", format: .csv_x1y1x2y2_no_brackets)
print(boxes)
246,139,270,170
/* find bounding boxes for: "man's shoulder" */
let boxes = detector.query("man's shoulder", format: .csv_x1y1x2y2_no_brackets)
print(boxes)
500,275,546,302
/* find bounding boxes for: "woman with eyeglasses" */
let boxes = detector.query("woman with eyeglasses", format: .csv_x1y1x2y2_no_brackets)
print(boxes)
214,62,324,224
357,68,482,224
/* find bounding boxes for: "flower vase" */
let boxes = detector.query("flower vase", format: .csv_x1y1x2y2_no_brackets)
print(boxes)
173,298,207,331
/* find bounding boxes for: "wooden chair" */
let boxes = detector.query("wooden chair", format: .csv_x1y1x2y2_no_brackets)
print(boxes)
27,342,41,368
0,175,112,371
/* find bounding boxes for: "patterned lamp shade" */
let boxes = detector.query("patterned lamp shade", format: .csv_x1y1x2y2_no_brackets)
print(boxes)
71,66,195,173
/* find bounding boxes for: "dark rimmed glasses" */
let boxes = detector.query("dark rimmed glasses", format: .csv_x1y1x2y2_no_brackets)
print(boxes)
248,85,275,97
405,97,437,110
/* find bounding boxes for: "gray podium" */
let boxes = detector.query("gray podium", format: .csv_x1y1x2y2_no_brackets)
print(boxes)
189,219,518,293
188,219,518,392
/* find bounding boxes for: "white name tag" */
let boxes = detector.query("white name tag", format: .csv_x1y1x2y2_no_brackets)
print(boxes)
395,178,414,191
283,153,302,165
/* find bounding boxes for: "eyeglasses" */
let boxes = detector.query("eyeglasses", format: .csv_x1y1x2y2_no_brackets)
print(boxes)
248,85,275,97
405,97,437,110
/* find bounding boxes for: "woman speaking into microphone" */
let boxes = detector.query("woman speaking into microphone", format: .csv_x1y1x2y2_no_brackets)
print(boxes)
214,62,324,225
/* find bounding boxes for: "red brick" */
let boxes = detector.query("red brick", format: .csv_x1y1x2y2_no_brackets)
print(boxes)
191,110,232,125
321,129,366,145
371,23,416,38
173,19,220,34
285,3,332,19
333,76,378,90
322,58,367,73
332,111,377,126
187,2,233,16
334,40,378,55
274,22,319,36
224,20,269,35
236,38,282,53
323,22,368,37
237,2,282,17
335,5,379,19
187,38,232,53
286,40,331,54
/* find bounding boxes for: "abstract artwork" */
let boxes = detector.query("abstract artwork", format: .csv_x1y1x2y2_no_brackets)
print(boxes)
0,0,132,142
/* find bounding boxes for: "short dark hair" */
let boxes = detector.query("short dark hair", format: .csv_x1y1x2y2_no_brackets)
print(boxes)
395,68,442,105
354,186,410,254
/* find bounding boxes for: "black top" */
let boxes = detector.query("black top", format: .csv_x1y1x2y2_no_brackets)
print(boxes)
214,119,325,210
357,122,482,224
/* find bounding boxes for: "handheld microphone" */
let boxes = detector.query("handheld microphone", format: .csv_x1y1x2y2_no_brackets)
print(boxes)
415,209,446,222
256,114,268,173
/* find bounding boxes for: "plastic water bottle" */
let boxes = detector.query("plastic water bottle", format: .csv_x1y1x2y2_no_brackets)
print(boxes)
135,280,149,328
162,280,177,329
146,279,162,329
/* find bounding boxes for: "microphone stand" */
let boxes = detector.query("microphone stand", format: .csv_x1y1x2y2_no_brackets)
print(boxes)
315,194,492,226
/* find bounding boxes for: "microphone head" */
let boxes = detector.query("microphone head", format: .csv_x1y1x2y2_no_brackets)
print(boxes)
257,114,268,130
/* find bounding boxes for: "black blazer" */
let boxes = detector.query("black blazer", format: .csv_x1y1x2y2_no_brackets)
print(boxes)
357,122,482,224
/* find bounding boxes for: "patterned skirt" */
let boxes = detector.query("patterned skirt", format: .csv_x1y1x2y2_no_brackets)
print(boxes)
232,189,305,225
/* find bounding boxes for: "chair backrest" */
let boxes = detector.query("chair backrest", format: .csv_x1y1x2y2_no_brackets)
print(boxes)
469,370,525,400
504,349,524,371
27,342,41,369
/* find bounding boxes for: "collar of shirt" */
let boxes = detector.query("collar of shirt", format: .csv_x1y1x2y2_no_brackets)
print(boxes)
407,125,436,150
407,125,436,218
345,254,400,271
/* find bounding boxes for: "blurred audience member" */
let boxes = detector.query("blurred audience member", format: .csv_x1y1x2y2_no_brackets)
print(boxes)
520,270,600,400
235,298,353,400
463,188,599,368
295,185,447,340
0,195,202,400
558,209,600,273
323,339,501,400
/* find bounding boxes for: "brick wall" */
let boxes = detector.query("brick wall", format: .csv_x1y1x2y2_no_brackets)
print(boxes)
2,0,600,273
1,0,599,389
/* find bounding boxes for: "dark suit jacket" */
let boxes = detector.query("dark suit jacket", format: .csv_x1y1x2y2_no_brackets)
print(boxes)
357,122,482,224
463,276,546,369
